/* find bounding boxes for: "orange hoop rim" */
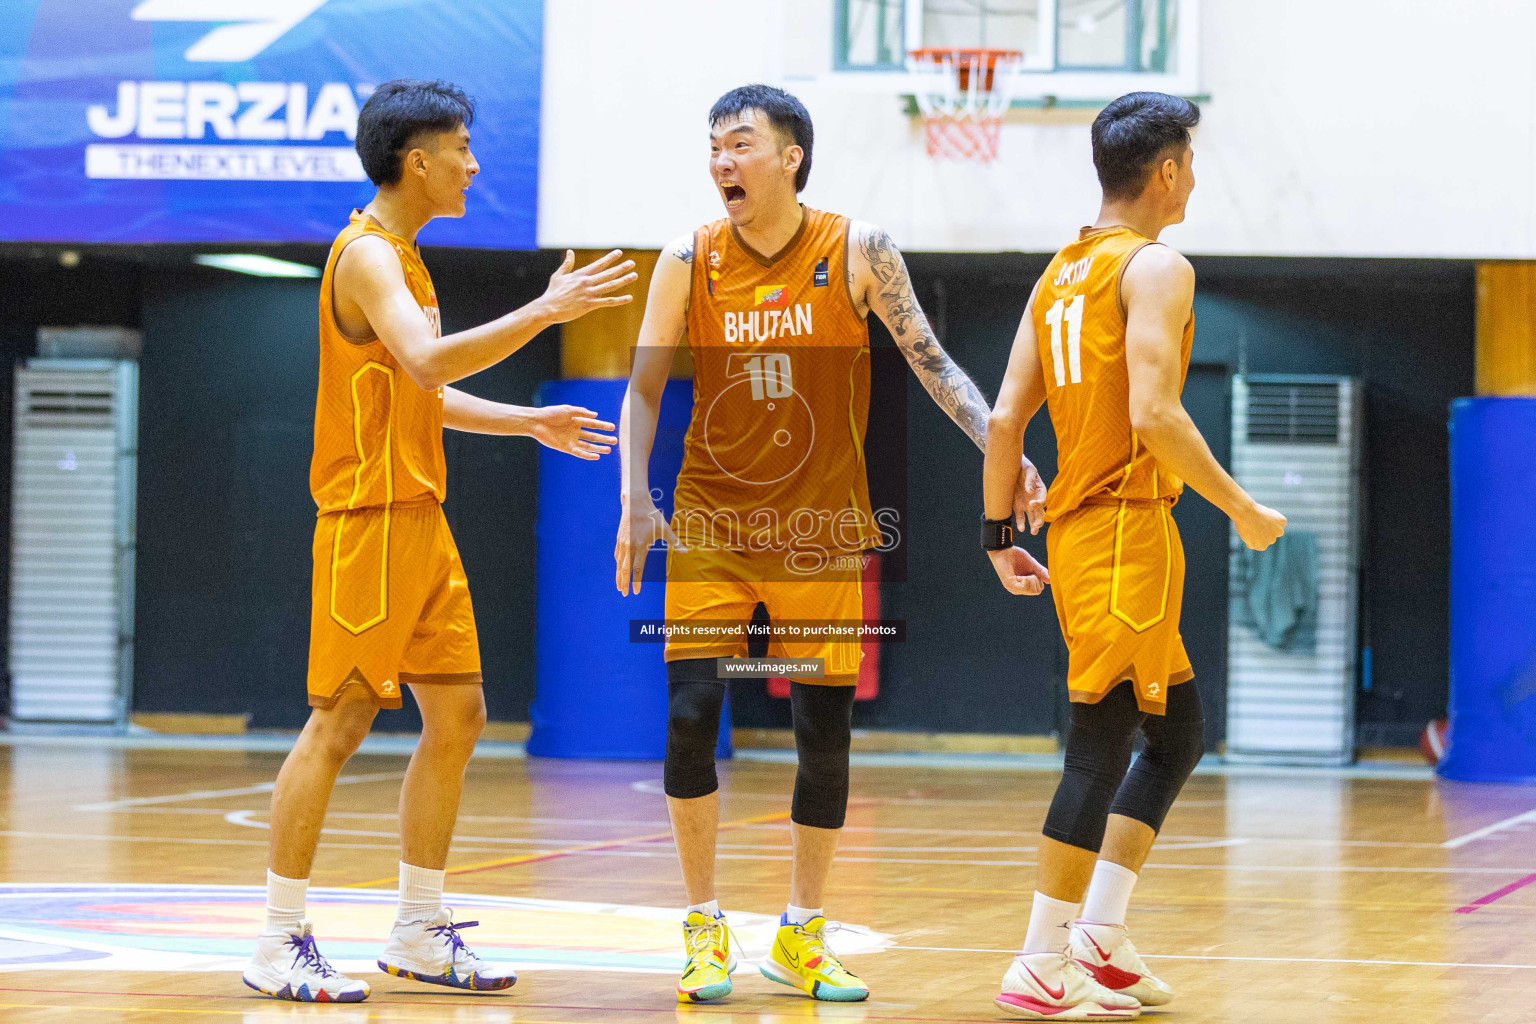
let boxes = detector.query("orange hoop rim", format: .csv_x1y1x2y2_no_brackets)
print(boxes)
908,47,1024,162
909,47,1024,63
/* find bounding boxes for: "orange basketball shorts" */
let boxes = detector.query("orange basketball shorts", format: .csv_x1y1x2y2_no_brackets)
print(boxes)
1046,497,1193,715
663,546,864,684
308,501,481,709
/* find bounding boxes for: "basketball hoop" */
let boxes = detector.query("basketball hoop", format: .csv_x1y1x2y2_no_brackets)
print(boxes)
909,47,1023,163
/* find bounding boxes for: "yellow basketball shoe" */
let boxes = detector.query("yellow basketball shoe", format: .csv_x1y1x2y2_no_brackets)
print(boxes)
759,914,869,1002
677,911,737,1003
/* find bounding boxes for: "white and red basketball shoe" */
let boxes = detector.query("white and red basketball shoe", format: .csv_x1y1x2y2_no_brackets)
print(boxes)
995,950,1141,1020
1068,920,1173,1007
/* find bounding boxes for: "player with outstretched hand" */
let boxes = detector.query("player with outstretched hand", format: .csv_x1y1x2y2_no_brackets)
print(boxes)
613,83,1047,1007
243,78,635,1004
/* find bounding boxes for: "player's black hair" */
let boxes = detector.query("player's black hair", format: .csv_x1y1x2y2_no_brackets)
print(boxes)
356,79,476,187
709,84,814,192
1091,91,1201,202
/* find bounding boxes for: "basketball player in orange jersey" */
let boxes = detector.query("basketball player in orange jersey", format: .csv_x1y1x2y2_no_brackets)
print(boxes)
982,92,1286,1019
613,84,1050,1005
241,80,637,1003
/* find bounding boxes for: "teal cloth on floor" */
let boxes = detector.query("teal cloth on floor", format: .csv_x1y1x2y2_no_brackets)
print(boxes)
1242,530,1319,650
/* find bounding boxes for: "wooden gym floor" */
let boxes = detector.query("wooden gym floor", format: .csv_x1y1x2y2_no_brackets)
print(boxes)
0,738,1533,1023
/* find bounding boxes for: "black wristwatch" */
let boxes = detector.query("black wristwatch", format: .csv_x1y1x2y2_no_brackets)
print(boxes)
981,515,1015,551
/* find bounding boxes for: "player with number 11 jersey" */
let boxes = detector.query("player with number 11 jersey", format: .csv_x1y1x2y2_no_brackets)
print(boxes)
1033,224,1196,714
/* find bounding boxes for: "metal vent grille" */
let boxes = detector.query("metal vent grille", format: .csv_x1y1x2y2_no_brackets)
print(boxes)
1246,381,1340,444
11,361,137,725
23,386,115,429
1227,375,1360,765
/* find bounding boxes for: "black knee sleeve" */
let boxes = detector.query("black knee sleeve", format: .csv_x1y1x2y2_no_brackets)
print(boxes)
1043,683,1144,853
663,659,725,800
789,682,855,830
1110,681,1205,833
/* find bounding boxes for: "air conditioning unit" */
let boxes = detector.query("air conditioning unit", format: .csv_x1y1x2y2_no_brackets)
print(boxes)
1225,374,1361,765
9,359,138,727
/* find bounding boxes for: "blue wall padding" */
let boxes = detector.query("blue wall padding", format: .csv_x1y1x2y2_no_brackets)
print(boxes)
1441,397,1536,782
527,379,731,760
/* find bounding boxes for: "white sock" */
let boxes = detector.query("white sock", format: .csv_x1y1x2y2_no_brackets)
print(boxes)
1021,891,1079,954
1081,861,1138,926
397,862,445,924
686,899,721,919
264,870,308,934
785,903,822,926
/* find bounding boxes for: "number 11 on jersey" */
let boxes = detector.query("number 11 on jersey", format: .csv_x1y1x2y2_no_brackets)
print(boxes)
1045,295,1084,387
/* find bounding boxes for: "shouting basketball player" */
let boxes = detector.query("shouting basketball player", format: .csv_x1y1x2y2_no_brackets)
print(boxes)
981,92,1286,1019
242,80,636,1003
612,84,1049,1005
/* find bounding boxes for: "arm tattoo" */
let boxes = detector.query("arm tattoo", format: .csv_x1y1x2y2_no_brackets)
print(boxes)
673,238,694,264
861,226,990,449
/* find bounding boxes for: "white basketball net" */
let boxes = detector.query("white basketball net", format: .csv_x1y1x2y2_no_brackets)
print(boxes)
909,49,1023,163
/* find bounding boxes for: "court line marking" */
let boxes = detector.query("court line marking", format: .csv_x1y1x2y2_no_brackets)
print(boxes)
222,811,1057,854
0,874,1500,917
1441,807,1536,848
539,850,1536,875
1455,871,1536,913
892,946,1536,970
5,876,1509,915
627,780,1240,806
222,809,568,846
128,808,1462,849
72,772,406,812
18,823,1536,877
508,873,1504,910
344,809,794,889
0,830,555,856
123,807,683,828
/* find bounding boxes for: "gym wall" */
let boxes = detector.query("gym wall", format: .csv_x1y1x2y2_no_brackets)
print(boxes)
77,250,1466,742
541,0,1536,258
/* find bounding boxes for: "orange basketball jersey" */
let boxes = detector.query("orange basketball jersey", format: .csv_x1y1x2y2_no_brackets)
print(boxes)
311,210,447,514
674,207,879,553
1033,226,1194,521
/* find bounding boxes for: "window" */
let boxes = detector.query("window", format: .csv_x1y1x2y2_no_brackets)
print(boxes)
835,0,1190,86
837,0,907,70
1055,0,1177,73
922,1,1044,60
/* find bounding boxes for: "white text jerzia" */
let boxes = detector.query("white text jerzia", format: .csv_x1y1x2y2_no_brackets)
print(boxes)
87,82,368,141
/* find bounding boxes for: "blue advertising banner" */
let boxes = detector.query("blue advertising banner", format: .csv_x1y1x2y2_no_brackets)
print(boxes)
0,1,541,247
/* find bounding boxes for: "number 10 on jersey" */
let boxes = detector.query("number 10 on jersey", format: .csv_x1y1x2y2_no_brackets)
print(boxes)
1045,295,1084,386
743,353,792,400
